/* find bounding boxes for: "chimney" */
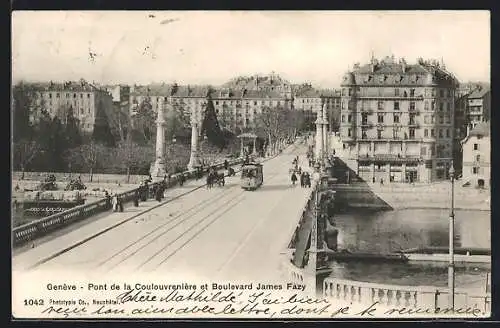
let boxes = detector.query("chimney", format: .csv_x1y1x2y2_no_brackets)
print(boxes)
401,58,407,73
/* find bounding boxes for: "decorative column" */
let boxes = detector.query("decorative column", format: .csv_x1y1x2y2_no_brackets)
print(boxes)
150,104,167,178
314,106,328,166
240,137,245,157
322,104,330,164
252,137,258,156
187,116,200,170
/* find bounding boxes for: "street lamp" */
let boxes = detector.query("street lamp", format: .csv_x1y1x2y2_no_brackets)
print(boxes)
448,160,455,309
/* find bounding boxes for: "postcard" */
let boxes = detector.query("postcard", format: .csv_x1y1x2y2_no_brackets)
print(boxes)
11,10,491,319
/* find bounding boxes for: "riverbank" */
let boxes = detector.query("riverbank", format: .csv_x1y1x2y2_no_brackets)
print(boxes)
333,181,490,212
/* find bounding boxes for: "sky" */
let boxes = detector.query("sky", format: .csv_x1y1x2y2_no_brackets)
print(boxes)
12,11,490,88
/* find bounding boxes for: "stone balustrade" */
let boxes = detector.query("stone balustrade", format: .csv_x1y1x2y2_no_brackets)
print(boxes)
323,277,491,314
13,159,243,248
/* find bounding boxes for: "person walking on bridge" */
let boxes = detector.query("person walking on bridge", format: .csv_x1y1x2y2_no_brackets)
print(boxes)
291,172,297,186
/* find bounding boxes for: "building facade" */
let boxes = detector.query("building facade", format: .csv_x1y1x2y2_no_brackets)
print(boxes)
461,122,490,188
128,74,295,135
467,87,490,128
32,80,113,133
339,56,459,183
293,87,341,132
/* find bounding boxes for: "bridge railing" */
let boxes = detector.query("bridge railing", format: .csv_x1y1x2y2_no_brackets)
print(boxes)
12,159,243,247
323,277,491,314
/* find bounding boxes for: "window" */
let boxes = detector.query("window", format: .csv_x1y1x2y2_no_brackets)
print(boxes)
473,167,479,174
341,115,345,123
424,129,428,137
409,128,415,139
410,102,415,111
362,114,368,124
254,101,257,105
432,89,436,97
56,93,60,98
392,128,399,139
410,89,415,97
424,115,430,124
394,101,400,110
73,93,77,98
80,94,83,98
362,129,367,139
439,129,443,138
377,130,382,139
395,88,400,96
424,101,429,111
394,114,400,123
439,116,444,124
448,89,452,97
439,102,443,111
348,88,353,96
446,129,450,138
431,129,435,137
66,93,70,98
378,114,384,123
421,147,427,155
348,115,352,123
348,128,352,137
378,101,384,110
409,114,416,125
476,155,480,162
440,89,444,97
87,93,90,98
474,143,479,150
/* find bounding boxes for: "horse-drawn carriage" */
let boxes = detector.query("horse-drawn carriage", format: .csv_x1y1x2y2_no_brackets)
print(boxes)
241,162,263,191
288,157,302,175
207,170,225,188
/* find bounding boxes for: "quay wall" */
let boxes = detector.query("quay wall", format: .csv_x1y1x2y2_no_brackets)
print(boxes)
332,182,490,211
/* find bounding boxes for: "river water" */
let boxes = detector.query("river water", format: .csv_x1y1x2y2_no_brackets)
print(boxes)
328,208,491,289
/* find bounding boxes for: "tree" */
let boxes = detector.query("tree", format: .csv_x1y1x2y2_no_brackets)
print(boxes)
12,82,42,142
64,105,82,150
132,97,156,143
254,105,282,155
201,95,226,150
77,141,108,182
114,137,147,183
92,100,115,147
14,140,41,179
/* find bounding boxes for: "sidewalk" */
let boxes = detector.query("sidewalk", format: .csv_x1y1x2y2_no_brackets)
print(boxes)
12,176,213,271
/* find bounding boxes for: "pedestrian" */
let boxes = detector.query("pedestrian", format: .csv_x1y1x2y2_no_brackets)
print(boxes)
118,195,124,212
304,173,310,188
291,172,297,186
300,172,305,188
112,194,118,212
380,178,384,186
133,189,139,207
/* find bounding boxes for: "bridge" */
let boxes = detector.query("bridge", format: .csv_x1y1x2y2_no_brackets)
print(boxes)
12,103,491,318
13,143,313,283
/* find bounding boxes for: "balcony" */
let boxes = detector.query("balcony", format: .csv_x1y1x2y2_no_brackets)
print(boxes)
408,122,420,128
360,122,373,128
357,95,424,100
360,108,374,114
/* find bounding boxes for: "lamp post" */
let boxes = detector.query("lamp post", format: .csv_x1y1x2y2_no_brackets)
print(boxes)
448,160,455,309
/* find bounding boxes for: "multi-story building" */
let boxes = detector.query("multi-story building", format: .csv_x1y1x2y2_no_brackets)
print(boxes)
461,122,490,188
293,87,341,132
339,56,459,183
128,74,295,135
453,93,470,175
31,80,113,133
467,86,490,128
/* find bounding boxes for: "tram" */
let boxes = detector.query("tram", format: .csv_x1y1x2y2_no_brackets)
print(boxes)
240,162,263,190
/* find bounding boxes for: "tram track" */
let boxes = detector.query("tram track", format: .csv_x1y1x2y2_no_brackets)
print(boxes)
96,146,297,272
102,152,295,273
26,142,302,272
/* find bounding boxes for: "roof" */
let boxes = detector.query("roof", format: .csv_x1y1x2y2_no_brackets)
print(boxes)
342,58,459,87
469,122,490,137
468,87,490,99
23,80,104,93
